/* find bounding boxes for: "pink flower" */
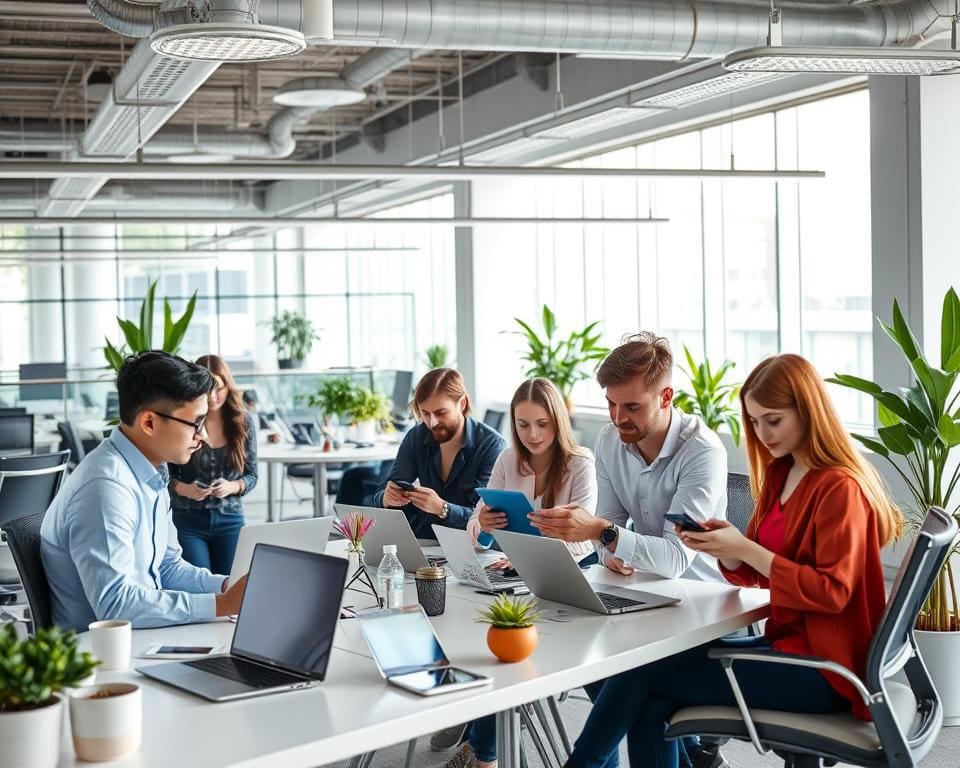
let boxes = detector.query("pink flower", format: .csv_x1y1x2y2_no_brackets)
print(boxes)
333,512,375,547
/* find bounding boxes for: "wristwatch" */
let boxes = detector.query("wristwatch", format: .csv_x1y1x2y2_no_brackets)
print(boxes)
439,502,450,520
599,523,619,548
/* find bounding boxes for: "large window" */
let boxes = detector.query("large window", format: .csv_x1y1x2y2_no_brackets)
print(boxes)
472,89,873,425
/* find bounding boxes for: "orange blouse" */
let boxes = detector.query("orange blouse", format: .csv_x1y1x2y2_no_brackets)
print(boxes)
720,457,888,720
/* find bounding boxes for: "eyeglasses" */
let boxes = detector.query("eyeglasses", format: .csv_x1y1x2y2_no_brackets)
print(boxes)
154,411,207,436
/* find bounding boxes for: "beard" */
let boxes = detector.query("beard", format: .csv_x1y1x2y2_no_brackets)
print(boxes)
615,423,647,444
430,424,458,444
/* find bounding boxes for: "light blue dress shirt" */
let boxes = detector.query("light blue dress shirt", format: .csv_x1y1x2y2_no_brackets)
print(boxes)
41,428,225,632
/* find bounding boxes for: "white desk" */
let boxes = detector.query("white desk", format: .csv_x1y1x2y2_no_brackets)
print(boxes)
258,442,399,519
58,542,769,768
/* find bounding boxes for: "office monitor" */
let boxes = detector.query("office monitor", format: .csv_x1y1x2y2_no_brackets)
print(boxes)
0,414,34,455
18,362,67,402
391,370,413,417
105,391,120,420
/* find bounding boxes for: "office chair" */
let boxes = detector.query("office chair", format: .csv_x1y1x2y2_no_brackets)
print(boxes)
275,410,343,512
57,421,87,471
482,408,506,433
726,472,754,534
1,512,52,633
0,451,69,616
666,506,956,768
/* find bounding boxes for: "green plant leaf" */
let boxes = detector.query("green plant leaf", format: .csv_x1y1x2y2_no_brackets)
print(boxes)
938,414,960,448
851,433,890,457
140,279,156,350
541,305,556,339
886,298,922,363
164,292,197,354
877,401,902,429
117,317,142,352
826,373,882,395
942,287,960,372
911,357,954,416
877,424,915,455
102,338,124,372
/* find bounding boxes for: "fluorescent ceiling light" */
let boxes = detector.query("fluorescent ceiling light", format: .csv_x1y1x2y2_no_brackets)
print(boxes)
167,153,236,164
631,70,784,109
529,106,666,140
0,216,669,228
0,247,418,258
0,161,825,182
723,46,960,76
150,23,306,62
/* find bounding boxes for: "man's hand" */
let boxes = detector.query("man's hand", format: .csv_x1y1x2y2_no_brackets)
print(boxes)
528,505,606,542
215,574,247,617
477,503,508,533
403,486,446,517
603,556,636,576
208,478,239,499
383,482,410,508
177,481,211,501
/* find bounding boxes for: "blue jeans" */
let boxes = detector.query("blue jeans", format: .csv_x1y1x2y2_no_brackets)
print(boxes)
172,508,244,575
465,683,619,767
566,639,849,768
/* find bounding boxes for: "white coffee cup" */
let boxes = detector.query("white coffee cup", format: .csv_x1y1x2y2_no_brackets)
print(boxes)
87,620,132,671
69,682,142,762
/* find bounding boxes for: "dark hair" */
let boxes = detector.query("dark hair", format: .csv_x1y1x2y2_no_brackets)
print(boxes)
116,351,214,427
596,331,673,389
195,354,249,474
412,368,471,419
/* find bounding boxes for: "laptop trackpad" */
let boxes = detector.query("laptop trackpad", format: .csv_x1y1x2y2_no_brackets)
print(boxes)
138,659,271,701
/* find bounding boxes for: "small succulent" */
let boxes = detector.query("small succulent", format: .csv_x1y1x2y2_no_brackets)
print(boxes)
0,624,99,711
475,593,545,629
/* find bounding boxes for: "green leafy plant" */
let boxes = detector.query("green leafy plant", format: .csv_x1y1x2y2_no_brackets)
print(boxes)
474,593,545,629
422,343,453,369
349,386,391,423
511,305,610,402
673,345,741,446
827,287,960,632
103,279,197,372
0,624,99,711
268,310,320,363
304,376,356,422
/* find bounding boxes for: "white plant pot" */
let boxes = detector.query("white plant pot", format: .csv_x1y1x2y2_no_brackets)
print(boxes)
355,419,377,442
0,695,63,768
69,682,142,762
915,629,960,726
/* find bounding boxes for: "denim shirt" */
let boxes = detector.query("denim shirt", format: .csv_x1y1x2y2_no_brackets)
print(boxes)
168,412,258,516
40,428,225,632
373,417,506,539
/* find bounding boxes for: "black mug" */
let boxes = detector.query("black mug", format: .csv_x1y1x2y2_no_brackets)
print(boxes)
415,566,446,616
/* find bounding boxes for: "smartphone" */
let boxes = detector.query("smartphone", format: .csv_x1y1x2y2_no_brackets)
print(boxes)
392,480,417,491
195,481,209,489
388,667,492,696
664,512,707,533
141,644,224,659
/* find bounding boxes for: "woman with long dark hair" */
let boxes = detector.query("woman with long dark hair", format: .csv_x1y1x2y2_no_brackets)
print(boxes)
169,354,258,574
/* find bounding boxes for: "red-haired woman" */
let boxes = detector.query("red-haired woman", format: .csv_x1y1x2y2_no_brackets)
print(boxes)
563,353,901,768
169,354,258,574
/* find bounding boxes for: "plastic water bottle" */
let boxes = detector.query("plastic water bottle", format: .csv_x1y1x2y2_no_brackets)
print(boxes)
377,544,405,609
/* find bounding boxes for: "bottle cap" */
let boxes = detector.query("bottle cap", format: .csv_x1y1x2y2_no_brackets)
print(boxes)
382,544,397,554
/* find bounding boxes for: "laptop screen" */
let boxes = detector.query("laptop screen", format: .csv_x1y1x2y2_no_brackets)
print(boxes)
231,544,347,679
357,605,448,677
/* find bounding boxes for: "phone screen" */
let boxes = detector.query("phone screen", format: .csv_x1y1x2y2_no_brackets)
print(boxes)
394,667,487,692
157,646,214,655
664,513,707,533
393,480,417,491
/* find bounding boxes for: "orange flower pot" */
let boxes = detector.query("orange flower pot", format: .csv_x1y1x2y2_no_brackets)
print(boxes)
486,625,538,663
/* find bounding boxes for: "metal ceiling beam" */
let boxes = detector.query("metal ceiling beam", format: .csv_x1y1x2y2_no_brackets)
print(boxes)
0,161,824,182
0,216,668,227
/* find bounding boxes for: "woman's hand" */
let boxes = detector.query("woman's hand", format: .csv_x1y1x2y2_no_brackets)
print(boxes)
477,503,508,533
679,519,773,576
177,481,211,501
208,478,240,499
487,557,513,570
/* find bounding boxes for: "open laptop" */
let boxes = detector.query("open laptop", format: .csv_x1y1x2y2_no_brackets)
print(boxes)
432,525,528,595
335,504,443,572
357,605,491,696
138,544,347,702
227,517,333,587
494,530,680,615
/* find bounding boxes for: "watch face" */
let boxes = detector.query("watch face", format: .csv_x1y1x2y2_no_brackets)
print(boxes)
601,526,617,544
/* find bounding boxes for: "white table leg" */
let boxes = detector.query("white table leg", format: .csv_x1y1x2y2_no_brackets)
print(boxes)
497,708,522,768
266,461,275,523
313,463,328,517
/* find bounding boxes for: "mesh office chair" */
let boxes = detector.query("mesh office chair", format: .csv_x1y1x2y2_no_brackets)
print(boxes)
57,421,87,471
1,512,52,633
665,506,956,768
0,451,69,617
726,472,754,534
482,408,506,433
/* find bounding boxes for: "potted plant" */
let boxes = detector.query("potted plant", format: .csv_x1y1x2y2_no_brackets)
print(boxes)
673,345,741,446
475,593,545,663
305,376,356,425
69,682,142,762
0,623,99,768
103,278,198,372
511,304,609,412
422,343,454,369
828,287,960,723
268,310,320,369
348,386,391,443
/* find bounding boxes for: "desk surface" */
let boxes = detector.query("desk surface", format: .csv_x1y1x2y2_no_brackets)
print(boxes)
258,441,399,464
58,542,769,768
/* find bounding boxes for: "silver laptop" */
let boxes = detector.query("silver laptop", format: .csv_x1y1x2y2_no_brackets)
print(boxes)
432,525,528,595
335,504,443,573
493,530,680,615
227,517,333,587
137,544,347,702
357,605,491,696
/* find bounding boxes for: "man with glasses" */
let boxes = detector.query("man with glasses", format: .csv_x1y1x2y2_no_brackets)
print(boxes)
42,351,248,632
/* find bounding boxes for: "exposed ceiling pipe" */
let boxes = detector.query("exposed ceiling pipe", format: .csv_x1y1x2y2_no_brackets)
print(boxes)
0,181,263,212
86,0,156,38
330,0,946,57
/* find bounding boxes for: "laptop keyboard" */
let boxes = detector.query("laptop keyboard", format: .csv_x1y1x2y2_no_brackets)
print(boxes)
485,567,523,585
185,656,306,689
597,591,645,611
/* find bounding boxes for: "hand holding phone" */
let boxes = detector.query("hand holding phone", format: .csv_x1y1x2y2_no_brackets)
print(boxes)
664,512,707,533
392,479,417,492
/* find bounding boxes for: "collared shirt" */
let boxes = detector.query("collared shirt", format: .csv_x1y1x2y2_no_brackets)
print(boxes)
41,428,225,632
373,417,506,538
594,408,727,581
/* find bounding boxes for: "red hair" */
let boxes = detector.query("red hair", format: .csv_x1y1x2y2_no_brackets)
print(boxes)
740,354,901,546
